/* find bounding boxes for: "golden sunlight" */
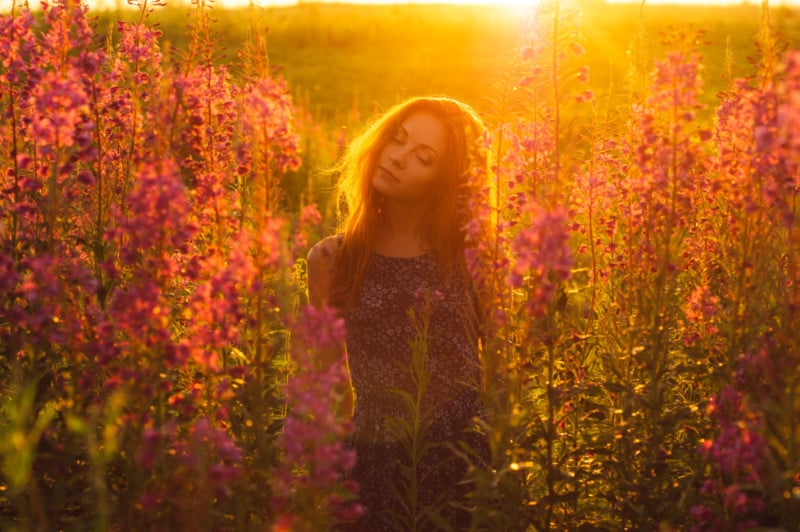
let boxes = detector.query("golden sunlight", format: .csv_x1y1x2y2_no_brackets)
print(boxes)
0,0,546,11
223,0,796,7
237,0,546,9
209,0,800,8
4,0,793,12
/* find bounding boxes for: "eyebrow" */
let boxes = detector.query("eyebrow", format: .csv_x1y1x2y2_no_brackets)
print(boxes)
397,125,440,159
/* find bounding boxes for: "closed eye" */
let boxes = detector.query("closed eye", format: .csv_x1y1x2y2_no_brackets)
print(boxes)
393,127,408,144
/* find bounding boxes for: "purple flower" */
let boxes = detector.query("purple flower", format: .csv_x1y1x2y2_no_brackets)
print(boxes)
511,204,573,316
26,70,90,149
271,304,358,526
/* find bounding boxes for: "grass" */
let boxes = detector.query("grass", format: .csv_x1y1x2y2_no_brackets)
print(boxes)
91,1,799,127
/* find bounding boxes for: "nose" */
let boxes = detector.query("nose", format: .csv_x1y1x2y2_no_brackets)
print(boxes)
388,146,408,168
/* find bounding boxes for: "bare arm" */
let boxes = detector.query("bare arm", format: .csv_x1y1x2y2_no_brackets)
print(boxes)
306,235,353,416
307,235,340,309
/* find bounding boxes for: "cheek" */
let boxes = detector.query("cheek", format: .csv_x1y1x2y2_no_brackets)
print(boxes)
408,173,439,198
413,165,442,187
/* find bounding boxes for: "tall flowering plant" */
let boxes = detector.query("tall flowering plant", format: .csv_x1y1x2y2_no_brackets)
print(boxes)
2,0,800,528
463,2,596,529
271,304,361,530
0,0,329,528
591,30,713,528
687,38,800,529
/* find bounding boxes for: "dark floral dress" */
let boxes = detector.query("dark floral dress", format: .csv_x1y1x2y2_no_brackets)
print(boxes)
340,251,488,531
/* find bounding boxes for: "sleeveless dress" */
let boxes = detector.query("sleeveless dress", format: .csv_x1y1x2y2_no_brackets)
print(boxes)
341,251,488,531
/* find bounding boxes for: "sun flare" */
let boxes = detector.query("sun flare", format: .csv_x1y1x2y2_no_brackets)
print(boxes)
222,0,546,9
4,0,781,12
0,0,551,12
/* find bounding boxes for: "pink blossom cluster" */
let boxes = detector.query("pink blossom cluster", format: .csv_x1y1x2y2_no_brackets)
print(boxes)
462,131,512,329
774,51,800,177
690,386,767,531
683,48,800,530
292,203,323,261
629,37,707,268
682,282,721,340
571,136,624,285
179,239,259,370
135,416,243,516
272,304,362,527
708,50,800,235
238,77,303,216
756,50,800,228
510,204,573,317
1,0,305,527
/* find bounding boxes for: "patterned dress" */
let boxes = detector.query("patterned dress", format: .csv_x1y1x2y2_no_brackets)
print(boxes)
341,251,488,531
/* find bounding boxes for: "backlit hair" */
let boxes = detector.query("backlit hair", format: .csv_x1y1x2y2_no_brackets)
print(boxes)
330,96,491,309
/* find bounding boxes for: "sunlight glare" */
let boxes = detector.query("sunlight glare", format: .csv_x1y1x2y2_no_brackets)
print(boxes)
6,0,793,12
239,0,544,9
0,0,549,11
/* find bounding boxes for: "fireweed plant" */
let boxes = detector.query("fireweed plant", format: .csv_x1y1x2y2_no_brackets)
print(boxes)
0,0,350,528
461,0,800,530
1,0,800,530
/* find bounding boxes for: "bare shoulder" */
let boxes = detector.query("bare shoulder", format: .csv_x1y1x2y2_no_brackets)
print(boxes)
307,235,341,270
307,235,341,307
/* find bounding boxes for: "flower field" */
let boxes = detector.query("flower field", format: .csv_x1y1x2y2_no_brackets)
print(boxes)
1,0,799,530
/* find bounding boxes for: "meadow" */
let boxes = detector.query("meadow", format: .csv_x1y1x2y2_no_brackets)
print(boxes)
108,0,800,211
104,1,800,119
2,0,800,530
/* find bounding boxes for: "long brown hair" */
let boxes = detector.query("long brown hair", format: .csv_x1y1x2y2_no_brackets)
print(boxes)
330,96,491,309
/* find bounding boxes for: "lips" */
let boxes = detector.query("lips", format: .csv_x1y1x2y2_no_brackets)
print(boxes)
379,165,400,183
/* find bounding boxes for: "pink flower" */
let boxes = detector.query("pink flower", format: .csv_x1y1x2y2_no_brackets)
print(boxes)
292,304,346,355
683,283,720,336
113,158,196,268
26,70,91,149
240,77,302,175
292,203,323,260
511,204,573,317
300,203,323,226
271,304,357,526
256,216,287,272
178,238,258,371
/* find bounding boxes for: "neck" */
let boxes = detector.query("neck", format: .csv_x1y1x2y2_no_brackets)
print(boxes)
374,197,432,255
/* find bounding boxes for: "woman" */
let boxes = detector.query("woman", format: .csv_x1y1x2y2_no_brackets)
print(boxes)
307,96,491,530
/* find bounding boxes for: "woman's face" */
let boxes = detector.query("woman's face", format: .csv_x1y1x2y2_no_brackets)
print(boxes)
372,111,447,202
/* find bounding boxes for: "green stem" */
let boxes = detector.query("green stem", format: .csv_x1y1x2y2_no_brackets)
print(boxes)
551,0,561,204
7,82,20,265
544,332,556,530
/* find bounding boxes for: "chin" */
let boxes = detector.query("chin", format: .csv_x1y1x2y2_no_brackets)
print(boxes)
372,175,391,196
